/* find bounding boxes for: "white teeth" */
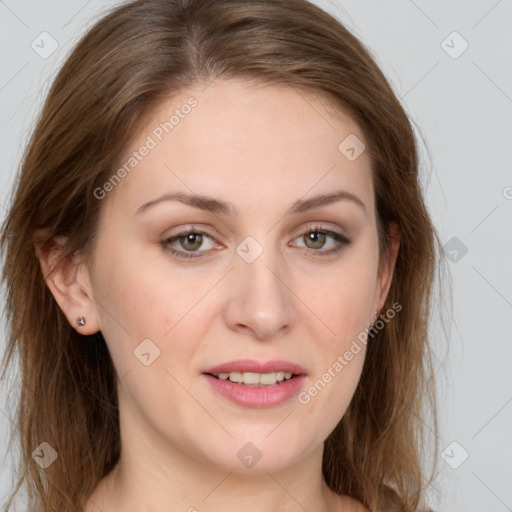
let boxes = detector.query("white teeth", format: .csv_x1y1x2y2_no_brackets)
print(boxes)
259,372,277,385
214,371,295,385
229,372,242,383
243,372,261,385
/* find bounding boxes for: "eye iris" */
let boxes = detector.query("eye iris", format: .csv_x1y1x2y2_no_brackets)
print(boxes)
305,232,326,249
180,233,202,251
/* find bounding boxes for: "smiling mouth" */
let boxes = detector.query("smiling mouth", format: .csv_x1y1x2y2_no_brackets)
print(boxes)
208,371,297,386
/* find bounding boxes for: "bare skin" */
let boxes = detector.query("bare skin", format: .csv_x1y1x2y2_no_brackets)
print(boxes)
40,79,398,512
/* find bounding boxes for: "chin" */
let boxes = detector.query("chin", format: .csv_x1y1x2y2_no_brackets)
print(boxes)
193,432,315,474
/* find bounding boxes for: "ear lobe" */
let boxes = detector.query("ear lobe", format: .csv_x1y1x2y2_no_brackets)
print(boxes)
36,234,101,335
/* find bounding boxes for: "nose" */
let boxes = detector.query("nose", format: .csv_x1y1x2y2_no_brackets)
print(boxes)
223,245,296,340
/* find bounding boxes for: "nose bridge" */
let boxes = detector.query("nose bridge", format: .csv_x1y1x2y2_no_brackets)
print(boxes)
225,234,295,339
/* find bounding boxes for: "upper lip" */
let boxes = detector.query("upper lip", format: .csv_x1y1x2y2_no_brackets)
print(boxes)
204,359,307,375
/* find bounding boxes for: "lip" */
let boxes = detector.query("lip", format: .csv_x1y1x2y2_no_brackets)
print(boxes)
202,359,308,408
204,359,307,376
203,374,307,408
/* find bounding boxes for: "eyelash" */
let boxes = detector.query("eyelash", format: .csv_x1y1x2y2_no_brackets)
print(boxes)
160,225,352,260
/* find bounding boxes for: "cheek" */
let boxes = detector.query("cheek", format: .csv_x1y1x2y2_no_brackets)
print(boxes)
92,249,214,385
307,259,377,344
94,242,190,331
297,246,377,418
298,279,371,440
90,256,207,429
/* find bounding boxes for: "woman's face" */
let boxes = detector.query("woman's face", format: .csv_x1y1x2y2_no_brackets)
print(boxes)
80,79,397,474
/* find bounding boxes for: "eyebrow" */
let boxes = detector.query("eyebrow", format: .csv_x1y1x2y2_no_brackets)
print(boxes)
135,189,366,217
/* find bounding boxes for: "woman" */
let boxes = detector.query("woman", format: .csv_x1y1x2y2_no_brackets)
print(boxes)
0,0,444,510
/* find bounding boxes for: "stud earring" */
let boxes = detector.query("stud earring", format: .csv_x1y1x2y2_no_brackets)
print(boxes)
76,317,86,327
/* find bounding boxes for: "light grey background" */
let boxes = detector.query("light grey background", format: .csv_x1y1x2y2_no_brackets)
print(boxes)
1,1,511,511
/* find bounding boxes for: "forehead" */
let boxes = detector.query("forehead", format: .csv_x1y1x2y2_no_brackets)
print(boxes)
102,79,374,218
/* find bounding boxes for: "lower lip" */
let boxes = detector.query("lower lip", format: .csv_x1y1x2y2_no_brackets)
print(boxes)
203,374,306,408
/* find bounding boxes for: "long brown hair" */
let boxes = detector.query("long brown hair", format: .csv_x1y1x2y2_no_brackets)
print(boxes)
0,0,447,510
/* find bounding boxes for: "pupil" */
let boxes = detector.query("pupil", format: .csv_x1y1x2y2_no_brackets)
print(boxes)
182,233,202,250
306,232,325,249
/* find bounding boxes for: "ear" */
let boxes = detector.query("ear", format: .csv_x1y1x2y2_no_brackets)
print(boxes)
373,221,401,318
35,233,101,335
